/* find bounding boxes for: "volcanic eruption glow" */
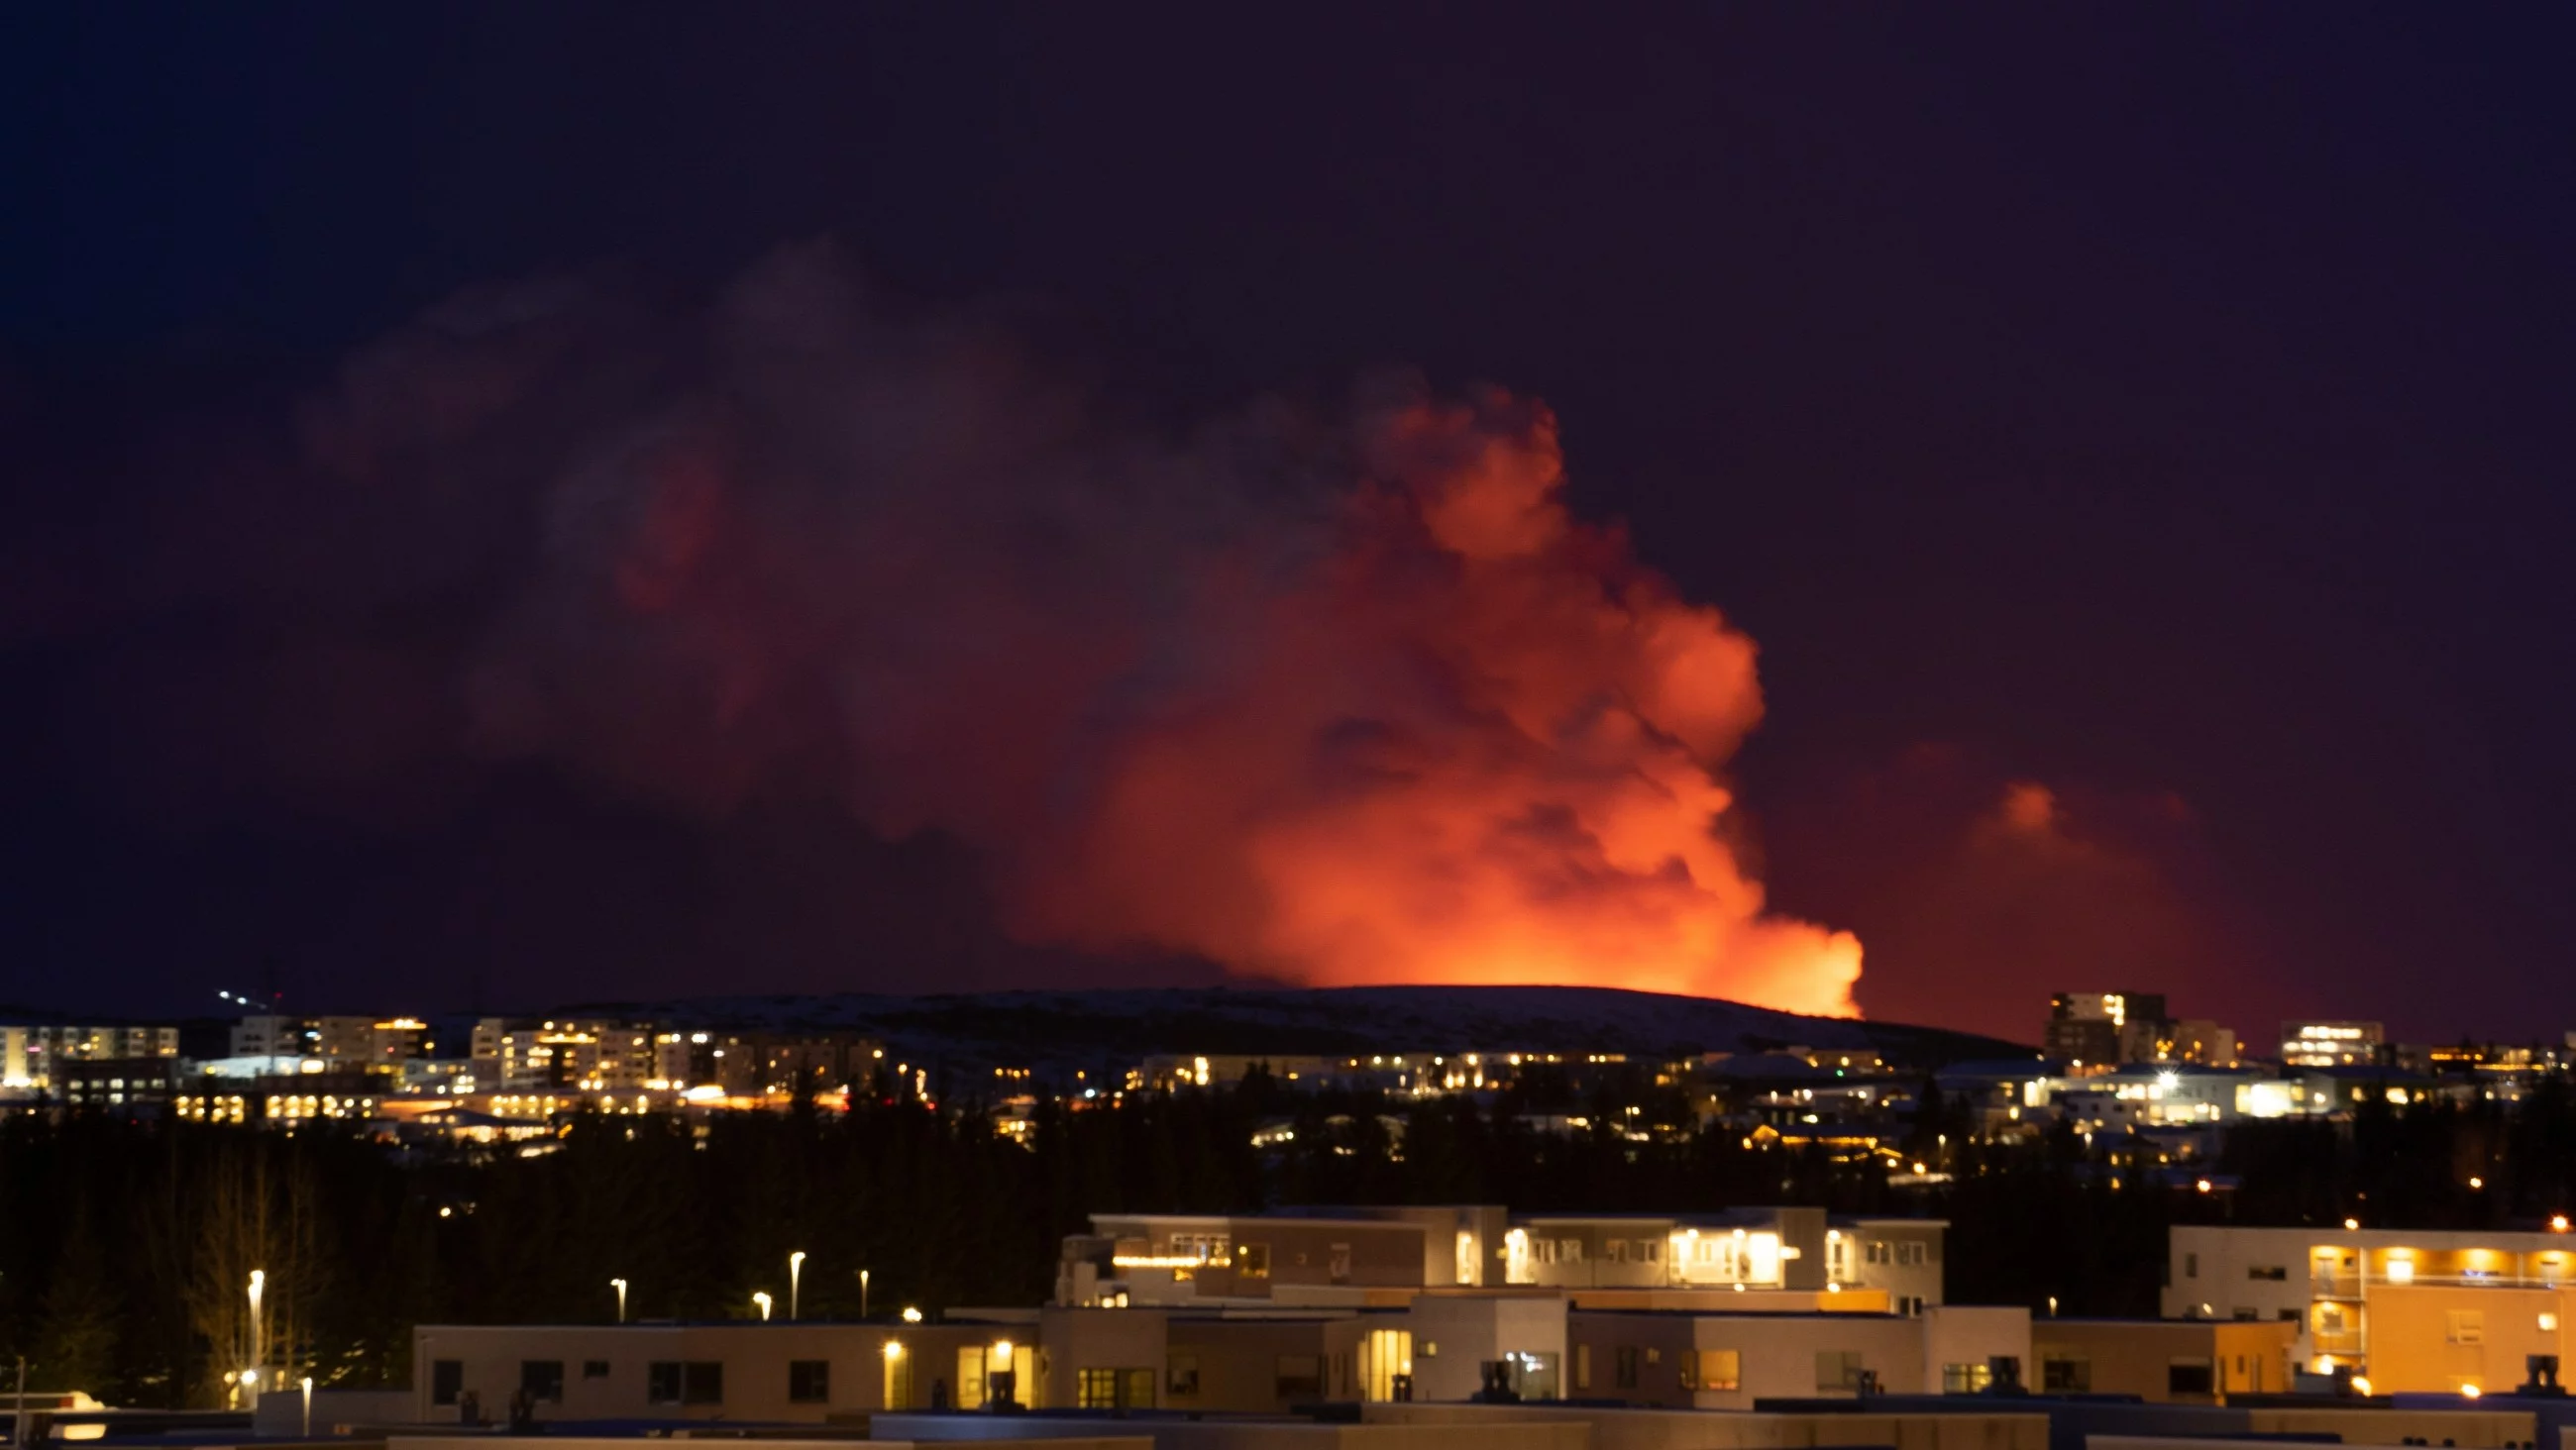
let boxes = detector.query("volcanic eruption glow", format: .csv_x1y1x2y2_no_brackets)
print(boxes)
323,246,1861,1015
1014,393,1862,1015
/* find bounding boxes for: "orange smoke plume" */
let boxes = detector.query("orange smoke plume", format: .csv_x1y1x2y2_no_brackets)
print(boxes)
1017,389,1861,1015
335,247,1859,1015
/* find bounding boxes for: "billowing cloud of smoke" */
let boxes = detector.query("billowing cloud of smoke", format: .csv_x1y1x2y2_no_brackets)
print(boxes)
298,245,1862,1014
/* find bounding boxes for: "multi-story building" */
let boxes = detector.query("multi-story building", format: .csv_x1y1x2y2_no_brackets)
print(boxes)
227,1014,431,1073
474,1019,659,1090
1,1022,180,1090
2165,1222,2576,1380
2045,993,2168,1068
53,1055,177,1112
231,1014,309,1059
1059,1206,1946,1317
2044,995,2242,1071
2280,1021,2384,1068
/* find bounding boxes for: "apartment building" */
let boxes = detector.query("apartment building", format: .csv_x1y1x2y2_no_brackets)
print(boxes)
1,1022,180,1089
2166,1223,2576,1377
1060,1207,1945,1317
473,1019,661,1091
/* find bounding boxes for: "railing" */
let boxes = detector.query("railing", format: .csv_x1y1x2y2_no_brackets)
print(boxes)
2380,1273,2566,1290
2313,1270,2563,1296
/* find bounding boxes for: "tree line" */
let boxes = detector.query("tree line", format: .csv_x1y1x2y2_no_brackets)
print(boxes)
6,1067,2574,1407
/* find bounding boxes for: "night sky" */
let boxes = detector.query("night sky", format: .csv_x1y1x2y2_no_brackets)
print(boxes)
5,6,2572,1042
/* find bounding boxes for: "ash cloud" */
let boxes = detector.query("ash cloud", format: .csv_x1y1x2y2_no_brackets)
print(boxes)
15,245,1861,1015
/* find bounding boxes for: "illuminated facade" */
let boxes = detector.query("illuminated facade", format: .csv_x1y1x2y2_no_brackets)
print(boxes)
1058,1206,1944,1317
1,1022,179,1090
2166,1223,2576,1377
2280,1021,2385,1068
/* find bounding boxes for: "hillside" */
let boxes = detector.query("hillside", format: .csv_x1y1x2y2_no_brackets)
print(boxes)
558,984,2031,1081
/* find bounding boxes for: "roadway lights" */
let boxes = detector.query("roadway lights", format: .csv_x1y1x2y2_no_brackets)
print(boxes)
753,1291,773,1321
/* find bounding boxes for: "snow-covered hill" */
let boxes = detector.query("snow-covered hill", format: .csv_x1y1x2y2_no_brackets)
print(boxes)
555,984,2029,1082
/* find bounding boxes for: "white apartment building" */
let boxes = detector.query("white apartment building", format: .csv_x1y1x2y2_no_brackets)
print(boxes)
1060,1206,1944,1317
2165,1222,2576,1372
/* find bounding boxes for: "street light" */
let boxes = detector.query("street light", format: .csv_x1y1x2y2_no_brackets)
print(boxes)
859,1268,871,1320
753,1291,773,1322
611,1279,628,1324
790,1251,806,1321
300,1377,313,1437
247,1269,267,1393
901,1306,922,1324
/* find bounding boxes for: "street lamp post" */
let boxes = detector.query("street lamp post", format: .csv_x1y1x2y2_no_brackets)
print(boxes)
300,1377,313,1437
611,1279,628,1324
859,1269,870,1320
247,1269,267,1396
753,1291,773,1322
789,1252,806,1321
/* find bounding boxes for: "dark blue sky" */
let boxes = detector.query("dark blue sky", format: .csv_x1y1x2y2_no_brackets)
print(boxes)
4,6,2571,1039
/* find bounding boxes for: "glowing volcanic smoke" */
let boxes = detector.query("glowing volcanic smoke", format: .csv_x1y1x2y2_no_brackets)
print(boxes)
340,246,1860,1014
1013,392,1861,1014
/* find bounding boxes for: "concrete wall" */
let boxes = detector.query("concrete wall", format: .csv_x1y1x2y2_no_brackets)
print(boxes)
2029,1319,2296,1402
1364,1400,2048,1450
1409,1295,1569,1403
395,1438,1143,1450
410,1321,1028,1422
1919,1308,2032,1395
253,1388,419,1434
878,1413,1587,1450
2363,1284,2575,1395
1165,1316,1339,1413
1038,1307,1171,1408
1569,1311,1940,1409
2242,1406,2535,1448
1844,1222,1945,1310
